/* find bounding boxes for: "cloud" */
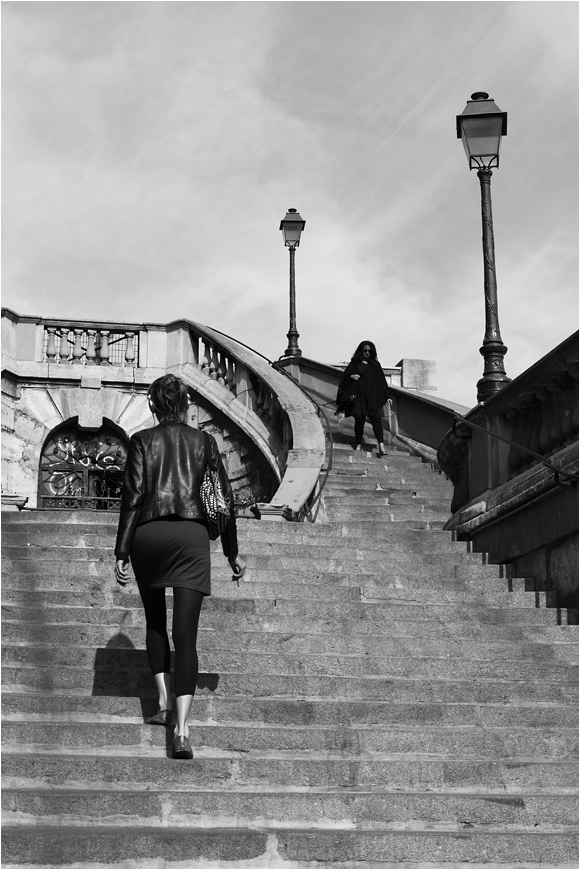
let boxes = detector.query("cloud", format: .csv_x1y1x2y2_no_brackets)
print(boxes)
2,2,577,408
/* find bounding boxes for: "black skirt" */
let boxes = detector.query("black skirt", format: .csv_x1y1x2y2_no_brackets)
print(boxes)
130,516,211,596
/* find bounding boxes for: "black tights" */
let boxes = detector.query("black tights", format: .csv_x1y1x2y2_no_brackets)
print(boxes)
139,587,204,697
354,411,384,445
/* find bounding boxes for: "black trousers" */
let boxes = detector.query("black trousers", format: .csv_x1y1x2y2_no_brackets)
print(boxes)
354,409,384,444
139,587,204,697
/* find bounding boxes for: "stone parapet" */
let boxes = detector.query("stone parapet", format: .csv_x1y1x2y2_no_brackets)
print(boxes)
439,331,579,607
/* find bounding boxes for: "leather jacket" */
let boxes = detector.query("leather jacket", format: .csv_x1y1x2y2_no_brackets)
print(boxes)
114,421,238,560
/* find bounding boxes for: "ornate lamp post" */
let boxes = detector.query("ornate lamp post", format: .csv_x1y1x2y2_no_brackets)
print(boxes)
279,208,305,358
457,92,511,403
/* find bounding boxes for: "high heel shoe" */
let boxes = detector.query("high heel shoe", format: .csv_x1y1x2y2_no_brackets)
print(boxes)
172,735,193,760
145,709,172,726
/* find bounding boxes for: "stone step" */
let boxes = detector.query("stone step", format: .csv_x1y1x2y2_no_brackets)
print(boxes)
4,693,578,730
0,561,534,595
3,612,576,648
2,596,563,628
4,718,577,758
323,493,449,506
2,824,577,868
4,643,577,684
0,578,549,609
0,540,496,568
322,506,451,522
4,750,577,793
7,559,509,586
6,622,576,663
0,558,511,588
3,786,578,829
1,531,484,560
1,519,457,542
5,602,575,645
3,666,576,705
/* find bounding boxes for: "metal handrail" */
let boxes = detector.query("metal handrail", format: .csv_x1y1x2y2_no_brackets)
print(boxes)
452,416,578,485
200,327,334,519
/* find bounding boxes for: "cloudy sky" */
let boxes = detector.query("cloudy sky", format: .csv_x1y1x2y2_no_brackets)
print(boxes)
3,1,578,408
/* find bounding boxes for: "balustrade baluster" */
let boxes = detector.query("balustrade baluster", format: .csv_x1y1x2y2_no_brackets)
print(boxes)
507,408,525,475
60,329,71,363
571,370,579,434
536,387,554,455
262,390,272,420
99,330,111,366
124,332,135,366
72,329,84,364
256,381,266,416
233,363,252,407
209,346,219,380
201,341,211,373
46,328,57,361
225,357,235,391
190,333,199,367
86,330,97,365
282,415,292,449
518,401,536,469
527,396,543,458
545,380,562,449
216,353,227,385
559,374,576,443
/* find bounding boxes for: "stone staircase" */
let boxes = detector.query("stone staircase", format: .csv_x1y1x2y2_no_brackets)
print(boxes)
2,419,578,868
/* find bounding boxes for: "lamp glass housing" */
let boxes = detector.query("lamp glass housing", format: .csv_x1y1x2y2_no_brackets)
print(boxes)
280,209,305,247
460,114,504,169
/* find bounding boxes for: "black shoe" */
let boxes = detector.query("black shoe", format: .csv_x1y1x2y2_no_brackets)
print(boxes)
172,735,193,760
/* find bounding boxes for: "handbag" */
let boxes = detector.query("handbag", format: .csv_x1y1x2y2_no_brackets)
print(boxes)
199,434,231,540
339,378,359,410
200,466,231,540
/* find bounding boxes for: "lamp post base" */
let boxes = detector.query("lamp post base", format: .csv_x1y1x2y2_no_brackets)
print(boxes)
282,329,302,358
476,340,511,403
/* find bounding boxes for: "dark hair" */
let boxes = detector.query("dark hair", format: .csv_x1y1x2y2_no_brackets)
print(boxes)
352,340,378,364
148,375,189,422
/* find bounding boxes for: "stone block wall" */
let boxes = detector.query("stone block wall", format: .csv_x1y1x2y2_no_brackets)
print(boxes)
1,379,276,511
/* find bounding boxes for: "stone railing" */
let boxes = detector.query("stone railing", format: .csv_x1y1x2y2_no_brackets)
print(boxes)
186,324,292,476
436,332,578,610
438,332,578,513
43,322,140,367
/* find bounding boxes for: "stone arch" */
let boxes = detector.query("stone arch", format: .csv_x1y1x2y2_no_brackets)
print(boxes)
38,418,129,511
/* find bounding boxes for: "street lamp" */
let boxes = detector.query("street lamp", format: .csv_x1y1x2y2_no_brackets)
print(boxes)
457,92,511,403
279,208,305,358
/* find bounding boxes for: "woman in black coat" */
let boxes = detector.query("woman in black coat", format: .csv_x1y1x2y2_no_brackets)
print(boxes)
336,340,392,456
114,375,245,760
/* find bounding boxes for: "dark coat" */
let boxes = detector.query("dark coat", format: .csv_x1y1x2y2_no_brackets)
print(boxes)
114,421,237,560
337,360,391,418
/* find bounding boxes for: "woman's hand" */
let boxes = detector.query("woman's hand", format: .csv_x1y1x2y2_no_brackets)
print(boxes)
229,556,246,579
350,374,360,381
115,559,131,586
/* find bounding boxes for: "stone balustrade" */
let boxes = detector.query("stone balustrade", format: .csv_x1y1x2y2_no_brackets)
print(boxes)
43,323,139,367
437,332,578,609
188,327,291,465
2,309,325,520
438,332,578,510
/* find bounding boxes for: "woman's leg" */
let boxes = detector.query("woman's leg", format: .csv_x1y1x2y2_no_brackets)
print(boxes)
353,411,365,447
172,587,205,738
139,588,172,713
369,412,386,454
